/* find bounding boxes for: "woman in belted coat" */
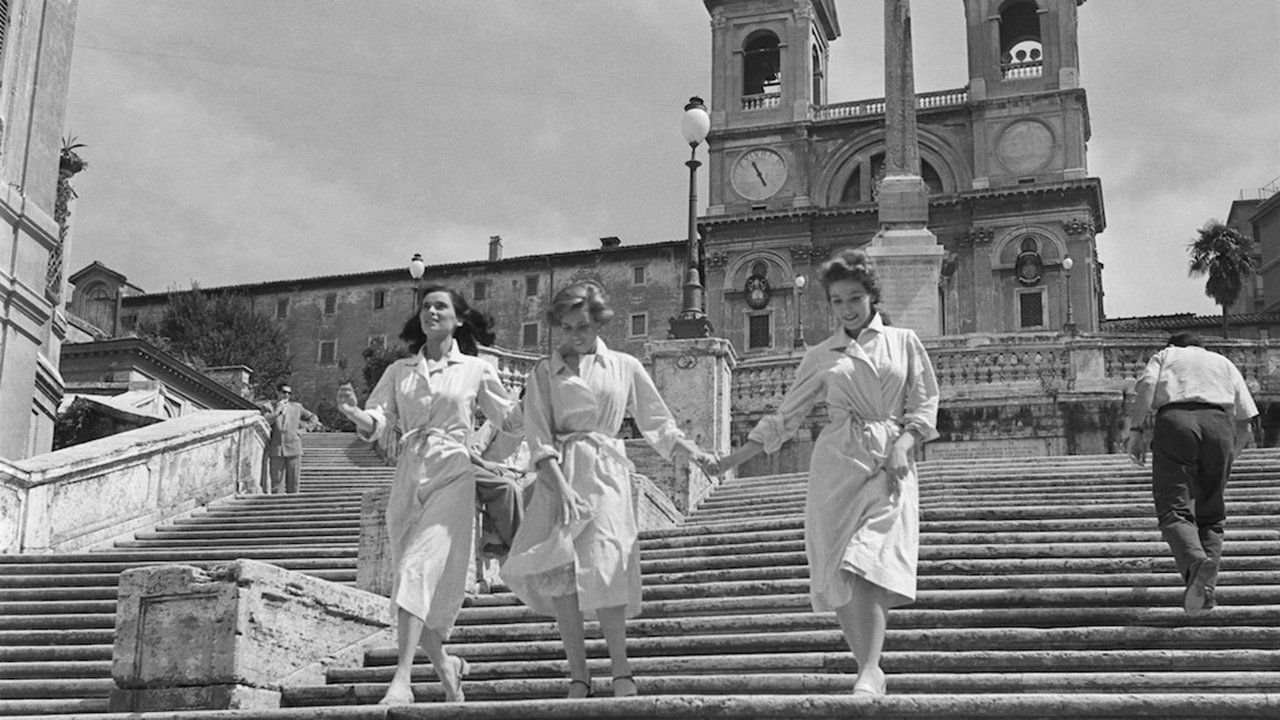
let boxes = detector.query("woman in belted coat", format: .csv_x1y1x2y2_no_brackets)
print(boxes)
338,285,516,705
501,281,716,699
715,249,940,698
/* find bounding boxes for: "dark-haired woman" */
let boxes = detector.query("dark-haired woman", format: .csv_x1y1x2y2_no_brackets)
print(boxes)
715,249,939,697
501,281,716,699
338,286,516,705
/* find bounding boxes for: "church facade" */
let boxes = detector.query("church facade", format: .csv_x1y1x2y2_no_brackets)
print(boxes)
697,0,1104,354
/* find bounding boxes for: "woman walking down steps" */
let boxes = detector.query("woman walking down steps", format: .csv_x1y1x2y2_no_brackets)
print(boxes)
715,248,939,699
339,285,517,705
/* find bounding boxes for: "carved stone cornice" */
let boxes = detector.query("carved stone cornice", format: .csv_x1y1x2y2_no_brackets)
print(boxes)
1062,218,1095,236
707,252,731,268
958,227,996,246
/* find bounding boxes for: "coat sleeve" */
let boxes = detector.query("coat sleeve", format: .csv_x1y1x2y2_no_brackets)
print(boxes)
522,360,559,470
626,355,689,460
748,347,828,455
358,363,400,443
475,361,517,430
902,330,940,443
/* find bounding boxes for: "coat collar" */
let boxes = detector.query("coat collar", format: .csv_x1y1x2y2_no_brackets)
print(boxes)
826,312,886,351
550,336,611,375
410,339,466,376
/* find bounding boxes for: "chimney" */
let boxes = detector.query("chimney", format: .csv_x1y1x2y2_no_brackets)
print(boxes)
488,235,503,261
600,236,621,250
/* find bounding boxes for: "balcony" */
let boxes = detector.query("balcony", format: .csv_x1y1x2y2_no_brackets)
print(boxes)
811,87,968,122
1001,60,1043,80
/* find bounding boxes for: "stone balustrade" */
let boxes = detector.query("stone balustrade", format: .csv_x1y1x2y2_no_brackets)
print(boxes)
1001,60,1043,80
813,87,968,122
0,410,267,554
741,93,782,111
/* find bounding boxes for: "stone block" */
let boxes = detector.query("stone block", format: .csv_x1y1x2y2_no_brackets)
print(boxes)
112,559,391,712
357,486,394,597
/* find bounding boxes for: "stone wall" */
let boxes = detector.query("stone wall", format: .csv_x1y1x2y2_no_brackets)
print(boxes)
0,410,267,554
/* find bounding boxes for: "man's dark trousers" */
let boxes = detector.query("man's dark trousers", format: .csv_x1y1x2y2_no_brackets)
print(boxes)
1150,403,1232,581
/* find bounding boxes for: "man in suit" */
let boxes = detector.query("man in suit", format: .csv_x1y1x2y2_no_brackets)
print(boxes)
265,383,318,494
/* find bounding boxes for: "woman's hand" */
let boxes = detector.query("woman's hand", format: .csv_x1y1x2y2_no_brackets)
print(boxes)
884,429,918,500
694,451,721,477
537,461,592,527
336,383,360,416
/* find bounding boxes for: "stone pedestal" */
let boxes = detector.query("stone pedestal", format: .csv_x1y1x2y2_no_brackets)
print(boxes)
111,559,391,712
867,228,945,337
643,338,737,513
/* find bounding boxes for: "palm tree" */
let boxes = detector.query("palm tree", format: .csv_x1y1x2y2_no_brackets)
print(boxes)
1187,220,1257,338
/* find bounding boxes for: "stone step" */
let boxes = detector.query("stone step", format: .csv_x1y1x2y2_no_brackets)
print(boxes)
703,482,1280,507
0,660,111,679
0,646,111,662
367,625,1280,664
9,694,1280,720
328,648,1280,684
285,670,1280,707
0,677,115,699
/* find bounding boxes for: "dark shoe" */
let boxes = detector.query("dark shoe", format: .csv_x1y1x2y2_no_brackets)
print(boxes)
567,678,593,699
1183,557,1219,614
612,675,638,698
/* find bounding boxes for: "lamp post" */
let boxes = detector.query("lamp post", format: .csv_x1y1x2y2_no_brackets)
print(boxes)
794,274,807,348
408,253,425,308
1062,256,1076,334
669,96,713,339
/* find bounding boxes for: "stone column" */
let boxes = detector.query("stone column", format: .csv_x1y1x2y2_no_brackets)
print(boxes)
868,0,944,336
644,337,737,513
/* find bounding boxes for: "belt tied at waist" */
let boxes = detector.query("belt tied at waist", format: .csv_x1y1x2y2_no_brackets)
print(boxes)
556,431,635,472
399,425,467,459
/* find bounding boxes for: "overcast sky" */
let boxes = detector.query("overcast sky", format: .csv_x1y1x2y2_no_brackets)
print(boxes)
63,1,1279,319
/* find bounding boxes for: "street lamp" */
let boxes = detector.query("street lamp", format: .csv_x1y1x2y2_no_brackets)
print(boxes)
1062,256,1076,334
408,253,425,307
669,96,713,339
794,274,807,348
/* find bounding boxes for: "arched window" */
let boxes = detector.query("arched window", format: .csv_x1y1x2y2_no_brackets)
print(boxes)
840,153,946,204
743,34,781,97
999,1,1042,79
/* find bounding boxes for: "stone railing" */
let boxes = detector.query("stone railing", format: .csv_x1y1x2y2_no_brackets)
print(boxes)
1001,60,1043,80
0,411,267,554
742,93,782,112
731,333,1280,418
813,87,968,122
480,344,540,397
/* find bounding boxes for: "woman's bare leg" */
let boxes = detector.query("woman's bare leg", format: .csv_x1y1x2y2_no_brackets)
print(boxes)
834,575,891,693
597,605,635,696
552,593,592,698
380,608,425,704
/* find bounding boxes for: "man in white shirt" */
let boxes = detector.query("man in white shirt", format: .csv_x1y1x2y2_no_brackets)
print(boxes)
1126,333,1258,614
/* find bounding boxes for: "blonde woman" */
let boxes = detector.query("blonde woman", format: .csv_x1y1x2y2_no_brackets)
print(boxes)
502,281,716,699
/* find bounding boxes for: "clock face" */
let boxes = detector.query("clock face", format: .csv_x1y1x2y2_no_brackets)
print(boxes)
731,148,787,201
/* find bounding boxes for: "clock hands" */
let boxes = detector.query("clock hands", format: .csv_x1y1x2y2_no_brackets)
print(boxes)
751,161,768,187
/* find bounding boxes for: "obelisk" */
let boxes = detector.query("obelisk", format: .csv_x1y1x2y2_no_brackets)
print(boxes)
866,0,944,336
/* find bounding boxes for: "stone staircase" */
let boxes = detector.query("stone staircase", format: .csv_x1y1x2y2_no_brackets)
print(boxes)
2,434,1279,718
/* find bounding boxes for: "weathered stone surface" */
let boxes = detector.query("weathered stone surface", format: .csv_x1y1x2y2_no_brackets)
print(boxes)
0,410,267,554
111,559,391,712
357,486,394,597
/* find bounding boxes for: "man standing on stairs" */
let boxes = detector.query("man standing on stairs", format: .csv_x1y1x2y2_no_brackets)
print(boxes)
1126,333,1258,614
264,383,318,494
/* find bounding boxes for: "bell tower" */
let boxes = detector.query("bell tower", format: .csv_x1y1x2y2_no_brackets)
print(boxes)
965,0,1084,100
963,0,1090,189
703,0,839,215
